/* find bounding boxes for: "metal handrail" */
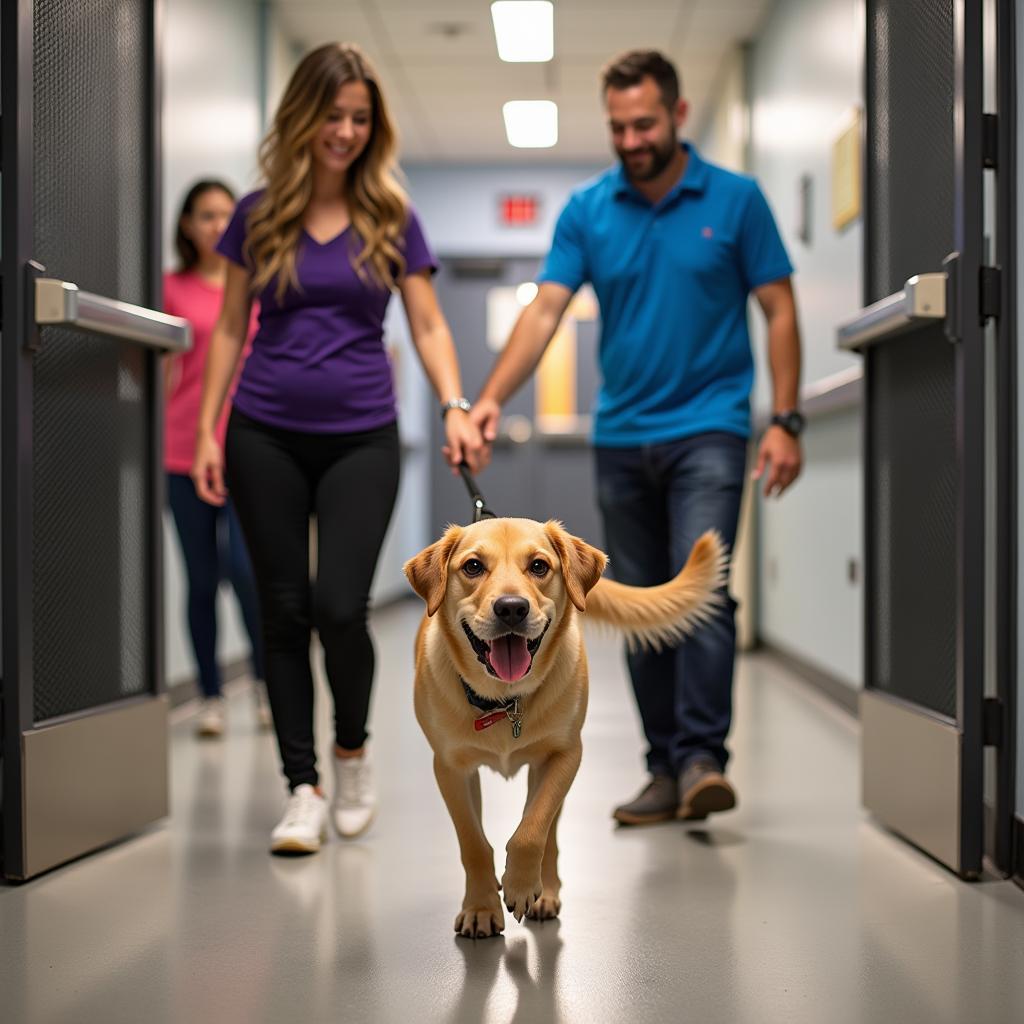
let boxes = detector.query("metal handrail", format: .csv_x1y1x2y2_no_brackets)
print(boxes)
752,364,863,432
836,272,946,352
35,278,192,353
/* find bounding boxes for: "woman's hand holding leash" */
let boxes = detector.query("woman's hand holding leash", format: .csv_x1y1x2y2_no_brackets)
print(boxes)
443,408,491,475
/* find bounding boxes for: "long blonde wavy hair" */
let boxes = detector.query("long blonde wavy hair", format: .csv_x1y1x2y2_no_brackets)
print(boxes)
244,43,409,302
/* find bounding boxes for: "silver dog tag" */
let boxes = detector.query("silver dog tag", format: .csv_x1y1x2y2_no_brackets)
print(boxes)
506,697,523,739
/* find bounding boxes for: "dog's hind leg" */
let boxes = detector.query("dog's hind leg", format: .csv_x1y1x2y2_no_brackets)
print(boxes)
525,772,563,922
433,758,504,938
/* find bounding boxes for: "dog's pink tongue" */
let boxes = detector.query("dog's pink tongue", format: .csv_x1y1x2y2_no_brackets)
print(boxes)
489,634,531,682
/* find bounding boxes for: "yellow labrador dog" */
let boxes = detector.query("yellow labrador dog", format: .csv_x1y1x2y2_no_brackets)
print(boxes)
404,517,725,938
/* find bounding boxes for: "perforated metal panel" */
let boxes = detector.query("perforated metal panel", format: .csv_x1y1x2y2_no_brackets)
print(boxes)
867,0,955,302
864,0,959,721
868,324,958,718
31,0,152,721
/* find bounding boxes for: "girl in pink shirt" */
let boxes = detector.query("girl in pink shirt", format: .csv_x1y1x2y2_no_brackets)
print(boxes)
165,180,266,737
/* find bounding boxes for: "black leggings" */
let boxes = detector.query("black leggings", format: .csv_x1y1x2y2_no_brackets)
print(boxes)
225,409,400,790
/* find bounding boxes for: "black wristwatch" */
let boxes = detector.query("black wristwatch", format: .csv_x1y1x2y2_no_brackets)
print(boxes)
770,409,805,438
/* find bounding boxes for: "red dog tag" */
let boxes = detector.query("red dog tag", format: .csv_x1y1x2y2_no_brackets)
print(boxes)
474,710,507,731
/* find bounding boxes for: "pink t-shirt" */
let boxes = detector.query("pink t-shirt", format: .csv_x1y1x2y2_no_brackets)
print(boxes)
163,270,257,473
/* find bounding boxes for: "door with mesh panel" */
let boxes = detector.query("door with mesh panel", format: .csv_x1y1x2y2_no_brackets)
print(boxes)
1,0,189,880
838,0,1014,878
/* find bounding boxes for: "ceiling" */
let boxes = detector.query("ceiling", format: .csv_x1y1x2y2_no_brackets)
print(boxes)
271,0,775,163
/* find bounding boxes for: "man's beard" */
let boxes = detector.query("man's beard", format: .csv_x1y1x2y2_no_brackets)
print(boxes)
618,136,677,182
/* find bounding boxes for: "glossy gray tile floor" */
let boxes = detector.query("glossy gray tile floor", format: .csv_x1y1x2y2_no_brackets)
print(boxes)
2,599,1023,1024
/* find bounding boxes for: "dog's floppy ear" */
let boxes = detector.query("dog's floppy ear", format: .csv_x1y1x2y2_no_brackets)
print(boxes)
544,520,607,612
404,525,463,616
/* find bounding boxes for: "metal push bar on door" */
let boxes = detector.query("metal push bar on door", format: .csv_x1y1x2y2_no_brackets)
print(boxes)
837,272,947,352
35,277,191,352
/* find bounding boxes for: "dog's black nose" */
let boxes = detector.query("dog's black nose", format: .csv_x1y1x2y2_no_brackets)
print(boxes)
493,595,529,626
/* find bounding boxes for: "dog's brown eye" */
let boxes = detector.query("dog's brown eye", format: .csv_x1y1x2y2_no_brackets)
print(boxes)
529,559,550,578
462,559,485,577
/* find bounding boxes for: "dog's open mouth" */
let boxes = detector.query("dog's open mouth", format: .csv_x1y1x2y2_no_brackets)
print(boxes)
461,620,549,683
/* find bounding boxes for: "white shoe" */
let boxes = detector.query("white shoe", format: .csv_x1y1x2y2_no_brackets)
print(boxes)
332,752,376,838
254,684,273,731
270,784,328,855
195,697,225,738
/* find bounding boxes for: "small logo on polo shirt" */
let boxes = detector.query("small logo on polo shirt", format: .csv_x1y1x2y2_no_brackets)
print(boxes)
701,226,714,239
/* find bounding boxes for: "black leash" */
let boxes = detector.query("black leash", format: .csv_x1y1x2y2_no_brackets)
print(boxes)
454,465,525,738
457,462,497,523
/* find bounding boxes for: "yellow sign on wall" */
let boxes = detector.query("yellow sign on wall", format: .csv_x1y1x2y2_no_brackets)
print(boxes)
832,108,862,231
537,288,598,424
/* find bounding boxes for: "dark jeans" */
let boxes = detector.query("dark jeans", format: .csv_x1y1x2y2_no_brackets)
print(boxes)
225,409,400,791
595,431,748,777
167,473,265,698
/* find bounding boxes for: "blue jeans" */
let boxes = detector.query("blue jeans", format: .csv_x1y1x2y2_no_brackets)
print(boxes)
595,431,747,776
167,473,265,698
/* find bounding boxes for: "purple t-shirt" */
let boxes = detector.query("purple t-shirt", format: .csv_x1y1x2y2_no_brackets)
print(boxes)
216,190,437,433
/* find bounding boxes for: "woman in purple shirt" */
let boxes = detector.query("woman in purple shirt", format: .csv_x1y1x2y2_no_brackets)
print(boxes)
193,43,486,854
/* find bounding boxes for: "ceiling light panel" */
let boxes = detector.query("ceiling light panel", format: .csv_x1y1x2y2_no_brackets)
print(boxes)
502,100,559,148
491,1,554,62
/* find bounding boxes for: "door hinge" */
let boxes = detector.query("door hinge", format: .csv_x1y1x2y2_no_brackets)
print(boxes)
980,265,1001,321
982,113,998,169
983,697,1004,747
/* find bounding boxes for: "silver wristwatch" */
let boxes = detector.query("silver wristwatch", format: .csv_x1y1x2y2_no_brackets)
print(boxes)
440,397,472,420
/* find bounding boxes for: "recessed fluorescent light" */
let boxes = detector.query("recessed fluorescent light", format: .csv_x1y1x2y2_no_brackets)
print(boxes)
491,1,554,62
502,100,558,148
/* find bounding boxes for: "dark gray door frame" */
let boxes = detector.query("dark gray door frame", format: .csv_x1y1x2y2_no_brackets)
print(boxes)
993,0,1018,880
952,0,988,880
853,0,1014,879
1,0,170,881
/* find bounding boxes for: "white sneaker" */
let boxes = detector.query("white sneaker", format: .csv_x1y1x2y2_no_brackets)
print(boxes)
254,684,273,731
332,752,376,838
195,697,225,738
270,784,328,855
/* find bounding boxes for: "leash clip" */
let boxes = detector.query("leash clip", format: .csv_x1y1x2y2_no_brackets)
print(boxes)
458,463,497,523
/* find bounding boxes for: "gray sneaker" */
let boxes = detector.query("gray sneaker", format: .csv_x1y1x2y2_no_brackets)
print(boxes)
677,756,736,820
612,775,678,825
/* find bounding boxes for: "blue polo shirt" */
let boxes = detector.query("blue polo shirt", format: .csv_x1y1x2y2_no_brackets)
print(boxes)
538,143,793,446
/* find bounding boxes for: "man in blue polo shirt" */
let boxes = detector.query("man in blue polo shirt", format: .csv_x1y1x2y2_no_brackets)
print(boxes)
472,50,803,825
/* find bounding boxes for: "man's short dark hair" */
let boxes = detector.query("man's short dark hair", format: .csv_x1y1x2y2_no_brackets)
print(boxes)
601,49,681,110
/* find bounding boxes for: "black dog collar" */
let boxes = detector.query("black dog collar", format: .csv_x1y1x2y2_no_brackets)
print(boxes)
461,678,512,713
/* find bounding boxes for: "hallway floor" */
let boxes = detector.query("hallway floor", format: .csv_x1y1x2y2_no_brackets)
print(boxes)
2,599,1023,1023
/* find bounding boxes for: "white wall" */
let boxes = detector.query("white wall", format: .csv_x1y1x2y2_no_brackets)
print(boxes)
698,46,748,174
162,0,263,266
735,0,865,688
263,0,303,127
162,0,267,687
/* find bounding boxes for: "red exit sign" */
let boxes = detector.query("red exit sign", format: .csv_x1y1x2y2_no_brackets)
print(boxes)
500,194,541,226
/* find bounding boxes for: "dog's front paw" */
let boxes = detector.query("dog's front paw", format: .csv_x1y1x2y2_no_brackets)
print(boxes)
501,863,544,923
525,889,561,921
454,893,505,939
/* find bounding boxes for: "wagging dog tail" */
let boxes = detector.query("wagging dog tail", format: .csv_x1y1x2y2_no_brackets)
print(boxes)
584,530,729,652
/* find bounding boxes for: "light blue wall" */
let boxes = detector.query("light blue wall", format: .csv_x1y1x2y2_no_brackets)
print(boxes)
746,0,864,412
403,163,607,257
742,0,865,688
162,0,266,686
